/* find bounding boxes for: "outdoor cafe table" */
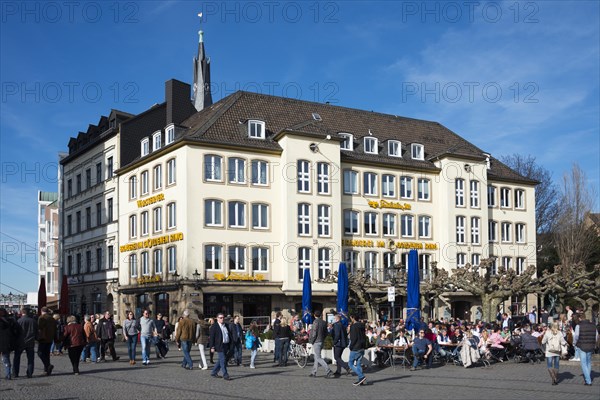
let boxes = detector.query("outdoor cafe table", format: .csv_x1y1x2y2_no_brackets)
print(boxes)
380,345,408,370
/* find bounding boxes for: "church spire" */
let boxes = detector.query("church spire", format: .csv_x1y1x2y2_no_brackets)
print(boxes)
192,12,212,111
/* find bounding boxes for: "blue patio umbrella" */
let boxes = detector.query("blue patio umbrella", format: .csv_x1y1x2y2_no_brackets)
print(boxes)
301,268,314,325
406,249,421,332
336,262,349,327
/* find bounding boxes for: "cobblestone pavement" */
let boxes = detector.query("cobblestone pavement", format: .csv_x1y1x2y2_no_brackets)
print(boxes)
1,342,598,400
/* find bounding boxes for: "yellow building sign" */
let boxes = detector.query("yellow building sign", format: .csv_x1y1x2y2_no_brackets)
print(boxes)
137,193,165,208
120,232,184,253
137,275,162,284
367,200,412,210
343,239,438,250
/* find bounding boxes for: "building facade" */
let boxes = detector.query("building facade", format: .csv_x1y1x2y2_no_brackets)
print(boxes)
38,191,59,308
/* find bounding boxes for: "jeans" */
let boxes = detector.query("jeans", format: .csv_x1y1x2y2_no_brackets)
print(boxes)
579,350,593,384
334,346,349,373
274,338,281,362
2,353,11,379
100,339,117,360
250,349,257,367
197,344,208,368
81,342,98,362
13,346,34,377
348,350,365,380
279,339,289,365
412,347,432,368
211,343,230,378
127,335,137,361
311,342,330,375
37,342,52,372
141,335,152,363
180,341,193,368
546,355,559,369
232,340,242,365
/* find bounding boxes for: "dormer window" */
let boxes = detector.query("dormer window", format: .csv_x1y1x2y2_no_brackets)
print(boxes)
364,137,378,154
141,138,149,157
388,140,401,157
166,125,175,145
339,133,353,151
411,143,424,160
152,131,161,151
248,120,265,139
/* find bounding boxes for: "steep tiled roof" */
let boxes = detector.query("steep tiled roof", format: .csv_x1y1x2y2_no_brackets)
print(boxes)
177,90,535,184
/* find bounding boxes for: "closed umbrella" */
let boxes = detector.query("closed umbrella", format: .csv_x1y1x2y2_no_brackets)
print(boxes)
37,276,47,316
301,268,313,325
406,249,421,333
58,275,69,315
336,262,349,327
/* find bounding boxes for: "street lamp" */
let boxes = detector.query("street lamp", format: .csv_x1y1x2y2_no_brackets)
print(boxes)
387,265,399,340
192,269,201,290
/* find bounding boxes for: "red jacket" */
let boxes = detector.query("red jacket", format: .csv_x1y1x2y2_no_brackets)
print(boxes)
63,323,86,348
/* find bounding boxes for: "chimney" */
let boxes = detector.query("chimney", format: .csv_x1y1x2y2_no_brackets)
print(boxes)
165,80,194,125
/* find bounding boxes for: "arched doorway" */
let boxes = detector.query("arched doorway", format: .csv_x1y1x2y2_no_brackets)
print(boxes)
452,301,471,321
155,293,169,319
106,293,114,316
136,293,151,317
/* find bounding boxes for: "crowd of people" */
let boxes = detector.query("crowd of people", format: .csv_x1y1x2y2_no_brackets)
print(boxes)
0,305,597,387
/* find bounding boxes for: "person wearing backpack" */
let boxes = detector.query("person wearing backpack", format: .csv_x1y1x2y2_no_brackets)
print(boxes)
348,314,367,386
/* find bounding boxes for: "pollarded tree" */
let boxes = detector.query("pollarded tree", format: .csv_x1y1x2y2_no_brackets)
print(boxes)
420,262,452,318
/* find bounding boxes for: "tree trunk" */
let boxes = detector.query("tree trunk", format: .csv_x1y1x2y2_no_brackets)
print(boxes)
480,294,503,322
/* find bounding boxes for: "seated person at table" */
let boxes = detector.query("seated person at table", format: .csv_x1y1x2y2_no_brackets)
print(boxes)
394,329,409,347
478,330,491,358
410,329,432,371
520,326,542,362
437,328,451,356
489,326,508,360
375,332,392,367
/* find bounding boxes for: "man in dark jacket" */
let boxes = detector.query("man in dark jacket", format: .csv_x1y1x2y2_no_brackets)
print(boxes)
308,310,333,378
229,315,243,366
332,314,350,376
272,311,282,363
14,308,37,378
573,315,599,385
209,313,232,380
0,308,19,380
37,307,56,376
96,311,119,361
348,314,367,386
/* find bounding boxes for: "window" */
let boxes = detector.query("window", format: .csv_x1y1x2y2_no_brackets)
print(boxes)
153,207,162,232
153,165,162,190
96,248,102,272
470,180,479,208
343,170,358,194
85,250,92,273
420,254,431,281
154,248,163,274
167,247,177,273
76,253,82,274
129,254,138,277
383,252,396,282
516,257,525,275
86,168,91,189
364,212,378,236
344,250,359,274
96,202,102,226
401,214,414,237
67,255,73,275
167,203,176,229
67,215,72,235
472,253,481,267
107,198,113,222
470,217,480,244
228,201,246,228
500,187,511,208
456,252,466,268
141,170,149,195
490,258,498,275
297,160,310,193
141,138,149,156
339,133,353,150
364,172,377,196
318,247,331,279
129,176,137,199
298,247,311,280
252,203,269,229
85,207,91,229
152,131,161,151
129,215,137,238
140,211,150,236
141,252,149,275
67,179,72,197
317,205,331,237
106,156,114,178
107,246,114,269
248,120,265,139
515,189,525,209
167,159,176,185
205,199,223,226
344,210,359,235
251,160,268,186
364,137,378,154
456,216,466,243
400,176,413,199
502,256,512,271
228,246,246,271
388,140,401,157
96,162,102,184
488,185,497,207
411,143,424,160
515,223,525,243
252,247,269,271
297,203,311,236
383,213,397,236
382,174,396,198
501,222,512,242
489,220,497,242
228,157,246,184
205,245,222,270
166,125,175,144
76,174,81,193
365,252,377,280
418,216,431,238
204,155,222,181
76,211,81,233
317,163,330,194
455,178,465,207
418,178,430,200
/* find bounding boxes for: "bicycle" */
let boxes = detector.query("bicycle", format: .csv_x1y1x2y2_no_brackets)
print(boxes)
288,340,308,368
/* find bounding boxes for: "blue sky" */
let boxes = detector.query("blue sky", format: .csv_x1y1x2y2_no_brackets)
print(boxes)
1,1,599,295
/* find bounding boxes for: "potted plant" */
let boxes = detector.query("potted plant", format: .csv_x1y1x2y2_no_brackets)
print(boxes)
259,330,275,352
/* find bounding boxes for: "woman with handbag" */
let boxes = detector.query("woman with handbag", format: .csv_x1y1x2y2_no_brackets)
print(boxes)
542,322,567,385
62,315,86,375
